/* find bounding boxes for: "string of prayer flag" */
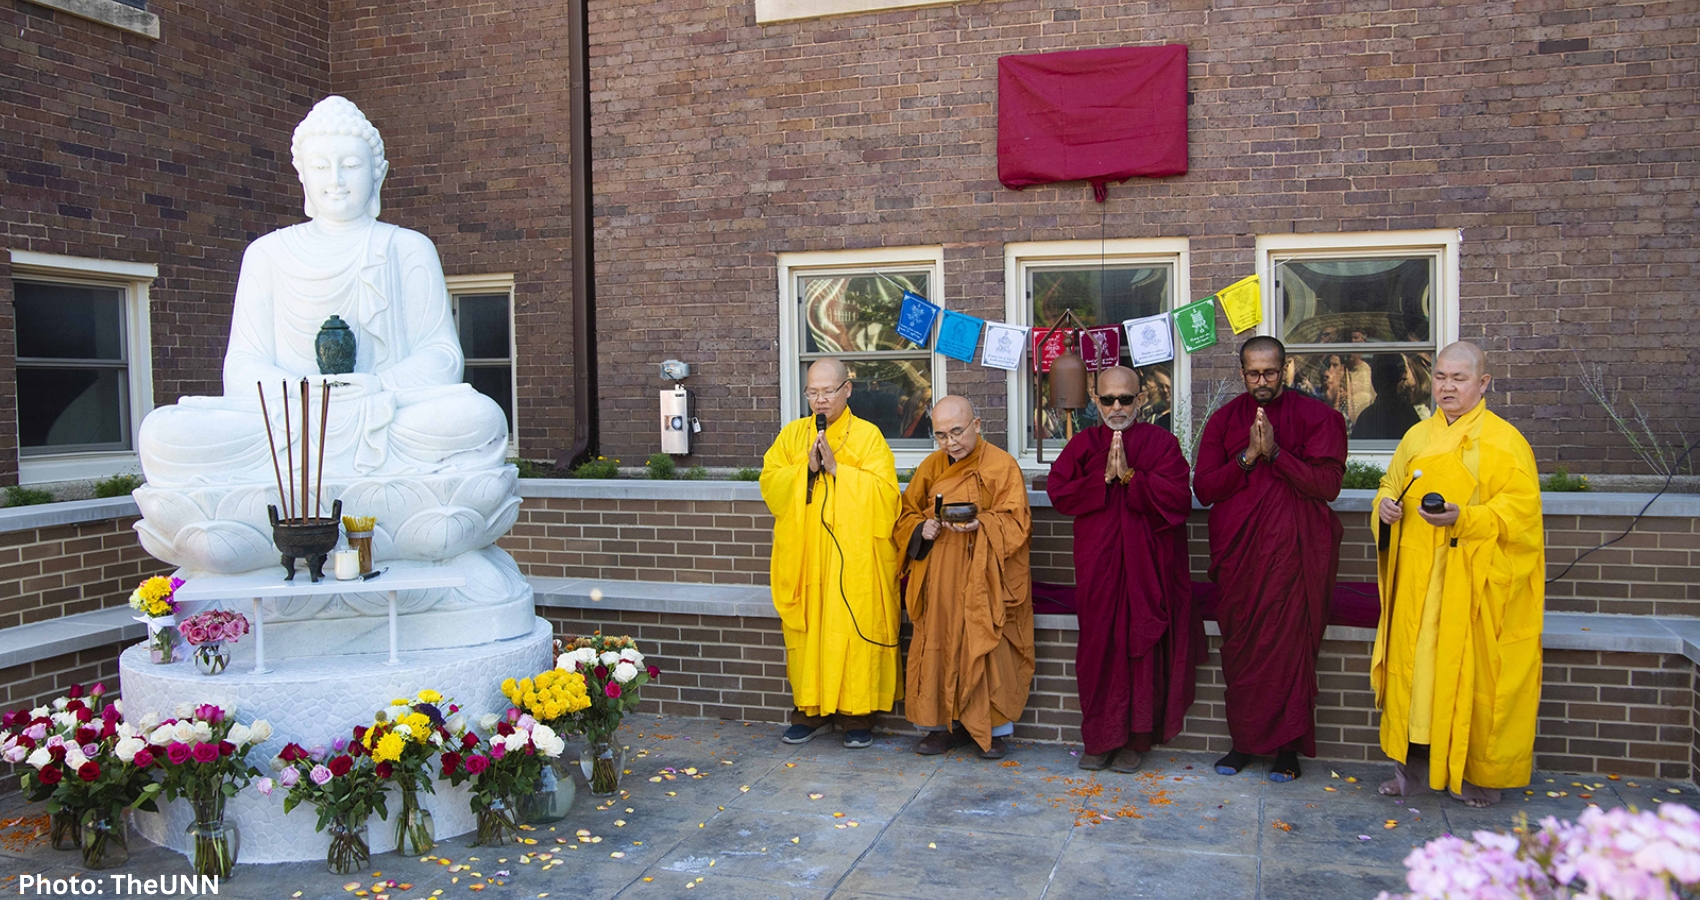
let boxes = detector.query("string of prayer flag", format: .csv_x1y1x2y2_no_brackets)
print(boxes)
1172,296,1219,353
1216,274,1262,334
935,310,984,362
981,322,1029,370
896,290,940,347
1123,313,1175,366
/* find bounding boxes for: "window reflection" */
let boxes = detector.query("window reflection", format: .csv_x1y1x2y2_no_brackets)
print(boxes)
798,271,933,445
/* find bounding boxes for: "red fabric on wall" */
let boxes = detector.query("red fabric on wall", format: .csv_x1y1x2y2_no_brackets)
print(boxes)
997,44,1189,201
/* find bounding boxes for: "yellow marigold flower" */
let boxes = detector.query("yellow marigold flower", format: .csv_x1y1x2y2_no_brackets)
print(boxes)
390,698,409,706
374,732,405,762
404,712,430,733
417,689,442,703
138,576,174,602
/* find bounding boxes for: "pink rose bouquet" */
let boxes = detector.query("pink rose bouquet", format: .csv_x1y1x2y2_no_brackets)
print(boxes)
179,610,250,646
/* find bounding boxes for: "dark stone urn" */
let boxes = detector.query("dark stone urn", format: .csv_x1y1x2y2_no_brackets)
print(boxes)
268,499,342,582
315,315,356,375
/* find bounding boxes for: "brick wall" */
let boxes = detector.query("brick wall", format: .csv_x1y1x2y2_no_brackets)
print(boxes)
0,515,171,630
502,494,1700,619
540,608,1695,781
0,0,333,485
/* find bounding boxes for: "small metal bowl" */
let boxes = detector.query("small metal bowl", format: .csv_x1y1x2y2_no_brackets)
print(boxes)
939,502,978,523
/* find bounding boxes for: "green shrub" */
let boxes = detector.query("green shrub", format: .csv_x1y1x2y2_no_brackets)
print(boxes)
897,468,914,484
1341,460,1386,491
512,458,564,479
570,457,620,479
1542,468,1591,492
645,453,677,480
682,465,708,481
93,473,144,498
3,486,54,507
732,467,761,482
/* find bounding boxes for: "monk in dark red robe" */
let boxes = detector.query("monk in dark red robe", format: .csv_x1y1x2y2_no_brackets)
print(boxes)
1194,336,1346,783
1047,366,1202,773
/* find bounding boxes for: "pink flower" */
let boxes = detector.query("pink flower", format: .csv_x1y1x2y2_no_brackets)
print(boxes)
256,777,274,797
133,748,154,768
279,767,300,788
605,682,622,699
490,742,507,760
191,741,219,763
309,765,333,785
194,704,224,724
166,742,191,765
464,755,489,775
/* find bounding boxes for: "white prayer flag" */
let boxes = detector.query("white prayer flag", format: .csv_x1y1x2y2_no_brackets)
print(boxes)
1123,313,1175,366
980,322,1030,370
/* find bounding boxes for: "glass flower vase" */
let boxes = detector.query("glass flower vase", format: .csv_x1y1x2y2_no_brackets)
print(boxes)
146,618,179,664
187,794,238,878
49,810,80,851
393,783,434,855
80,810,128,870
473,795,517,847
325,814,369,876
519,756,577,824
580,737,625,797
193,641,230,676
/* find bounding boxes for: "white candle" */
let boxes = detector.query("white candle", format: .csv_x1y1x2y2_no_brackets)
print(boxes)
334,550,360,580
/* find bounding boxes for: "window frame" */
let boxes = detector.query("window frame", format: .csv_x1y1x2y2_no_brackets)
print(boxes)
777,246,946,470
1254,229,1460,461
9,250,156,485
1002,238,1192,468
445,273,518,454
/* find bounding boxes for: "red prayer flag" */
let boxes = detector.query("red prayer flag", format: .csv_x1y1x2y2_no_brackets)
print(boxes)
997,44,1189,202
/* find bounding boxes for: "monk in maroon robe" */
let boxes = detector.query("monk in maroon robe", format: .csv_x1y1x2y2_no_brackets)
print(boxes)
1047,366,1202,773
1195,336,1346,782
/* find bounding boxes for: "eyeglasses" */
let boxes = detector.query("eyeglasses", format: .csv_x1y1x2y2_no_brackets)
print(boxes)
1241,369,1283,383
932,425,973,444
804,381,849,402
1097,394,1139,408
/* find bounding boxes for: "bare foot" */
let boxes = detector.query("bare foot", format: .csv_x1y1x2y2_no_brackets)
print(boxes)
1378,777,1405,796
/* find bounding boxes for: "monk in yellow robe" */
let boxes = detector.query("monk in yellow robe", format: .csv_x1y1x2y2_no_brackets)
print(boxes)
895,396,1034,759
761,358,903,749
1372,341,1544,807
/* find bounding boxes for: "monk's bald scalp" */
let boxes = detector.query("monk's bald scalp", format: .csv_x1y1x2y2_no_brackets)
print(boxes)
1098,366,1139,395
1239,336,1286,367
807,357,849,383
1436,341,1488,379
932,395,976,423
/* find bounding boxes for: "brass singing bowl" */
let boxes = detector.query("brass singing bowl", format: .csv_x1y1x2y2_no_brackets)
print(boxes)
939,502,979,523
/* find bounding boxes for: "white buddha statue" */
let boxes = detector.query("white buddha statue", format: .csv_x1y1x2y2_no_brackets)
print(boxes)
131,97,531,654
139,96,508,485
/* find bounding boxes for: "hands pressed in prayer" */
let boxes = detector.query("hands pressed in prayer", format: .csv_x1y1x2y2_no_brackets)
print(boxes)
1244,408,1277,463
1104,430,1132,484
810,431,838,476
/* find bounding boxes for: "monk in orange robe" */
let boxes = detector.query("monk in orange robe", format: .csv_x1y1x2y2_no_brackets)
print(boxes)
895,396,1034,759
1373,341,1544,807
760,358,903,750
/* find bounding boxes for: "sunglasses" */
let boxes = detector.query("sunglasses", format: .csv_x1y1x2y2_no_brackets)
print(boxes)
1097,394,1140,408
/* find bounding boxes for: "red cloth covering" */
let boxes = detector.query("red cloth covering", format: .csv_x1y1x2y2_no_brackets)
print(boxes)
997,44,1189,201
1046,424,1203,755
1194,391,1347,757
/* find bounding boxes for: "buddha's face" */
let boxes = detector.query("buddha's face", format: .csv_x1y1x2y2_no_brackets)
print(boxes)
296,134,383,223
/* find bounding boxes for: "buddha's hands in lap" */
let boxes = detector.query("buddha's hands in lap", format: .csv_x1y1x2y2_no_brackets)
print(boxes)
320,373,383,399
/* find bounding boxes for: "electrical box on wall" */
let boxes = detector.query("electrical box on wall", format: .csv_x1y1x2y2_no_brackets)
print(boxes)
660,384,692,455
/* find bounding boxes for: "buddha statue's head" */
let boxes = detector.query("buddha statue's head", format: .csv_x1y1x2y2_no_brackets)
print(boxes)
290,96,390,223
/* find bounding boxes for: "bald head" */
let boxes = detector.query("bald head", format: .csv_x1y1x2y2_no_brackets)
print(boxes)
1432,341,1491,423
930,395,980,460
1097,367,1140,431
805,357,853,424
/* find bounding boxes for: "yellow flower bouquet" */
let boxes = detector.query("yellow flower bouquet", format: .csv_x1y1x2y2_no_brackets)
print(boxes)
355,689,460,855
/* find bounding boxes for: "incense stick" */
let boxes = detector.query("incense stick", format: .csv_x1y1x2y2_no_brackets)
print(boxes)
281,380,295,521
315,379,330,518
257,381,288,516
300,378,310,524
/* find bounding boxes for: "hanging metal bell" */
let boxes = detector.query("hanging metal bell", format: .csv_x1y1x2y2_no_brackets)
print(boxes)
1049,338,1089,410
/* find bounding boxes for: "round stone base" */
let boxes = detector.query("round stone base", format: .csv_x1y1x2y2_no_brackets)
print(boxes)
121,617,555,863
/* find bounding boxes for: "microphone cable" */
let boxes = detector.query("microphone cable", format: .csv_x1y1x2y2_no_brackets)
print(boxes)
816,471,901,649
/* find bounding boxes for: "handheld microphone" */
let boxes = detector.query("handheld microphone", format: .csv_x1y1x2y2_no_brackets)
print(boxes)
1377,468,1423,552
807,412,827,503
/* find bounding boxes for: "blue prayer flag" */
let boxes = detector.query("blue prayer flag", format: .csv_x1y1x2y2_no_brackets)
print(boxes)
895,290,940,347
935,310,984,362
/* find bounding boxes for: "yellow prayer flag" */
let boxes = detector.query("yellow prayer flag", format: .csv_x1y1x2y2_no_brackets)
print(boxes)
1216,274,1262,334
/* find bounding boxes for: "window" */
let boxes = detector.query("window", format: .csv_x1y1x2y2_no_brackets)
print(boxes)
446,275,516,447
777,248,945,461
1255,230,1459,452
755,0,952,24
9,250,156,484
22,0,159,39
1003,239,1190,464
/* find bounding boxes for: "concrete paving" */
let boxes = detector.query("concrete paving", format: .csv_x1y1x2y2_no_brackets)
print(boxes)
2,715,1695,900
